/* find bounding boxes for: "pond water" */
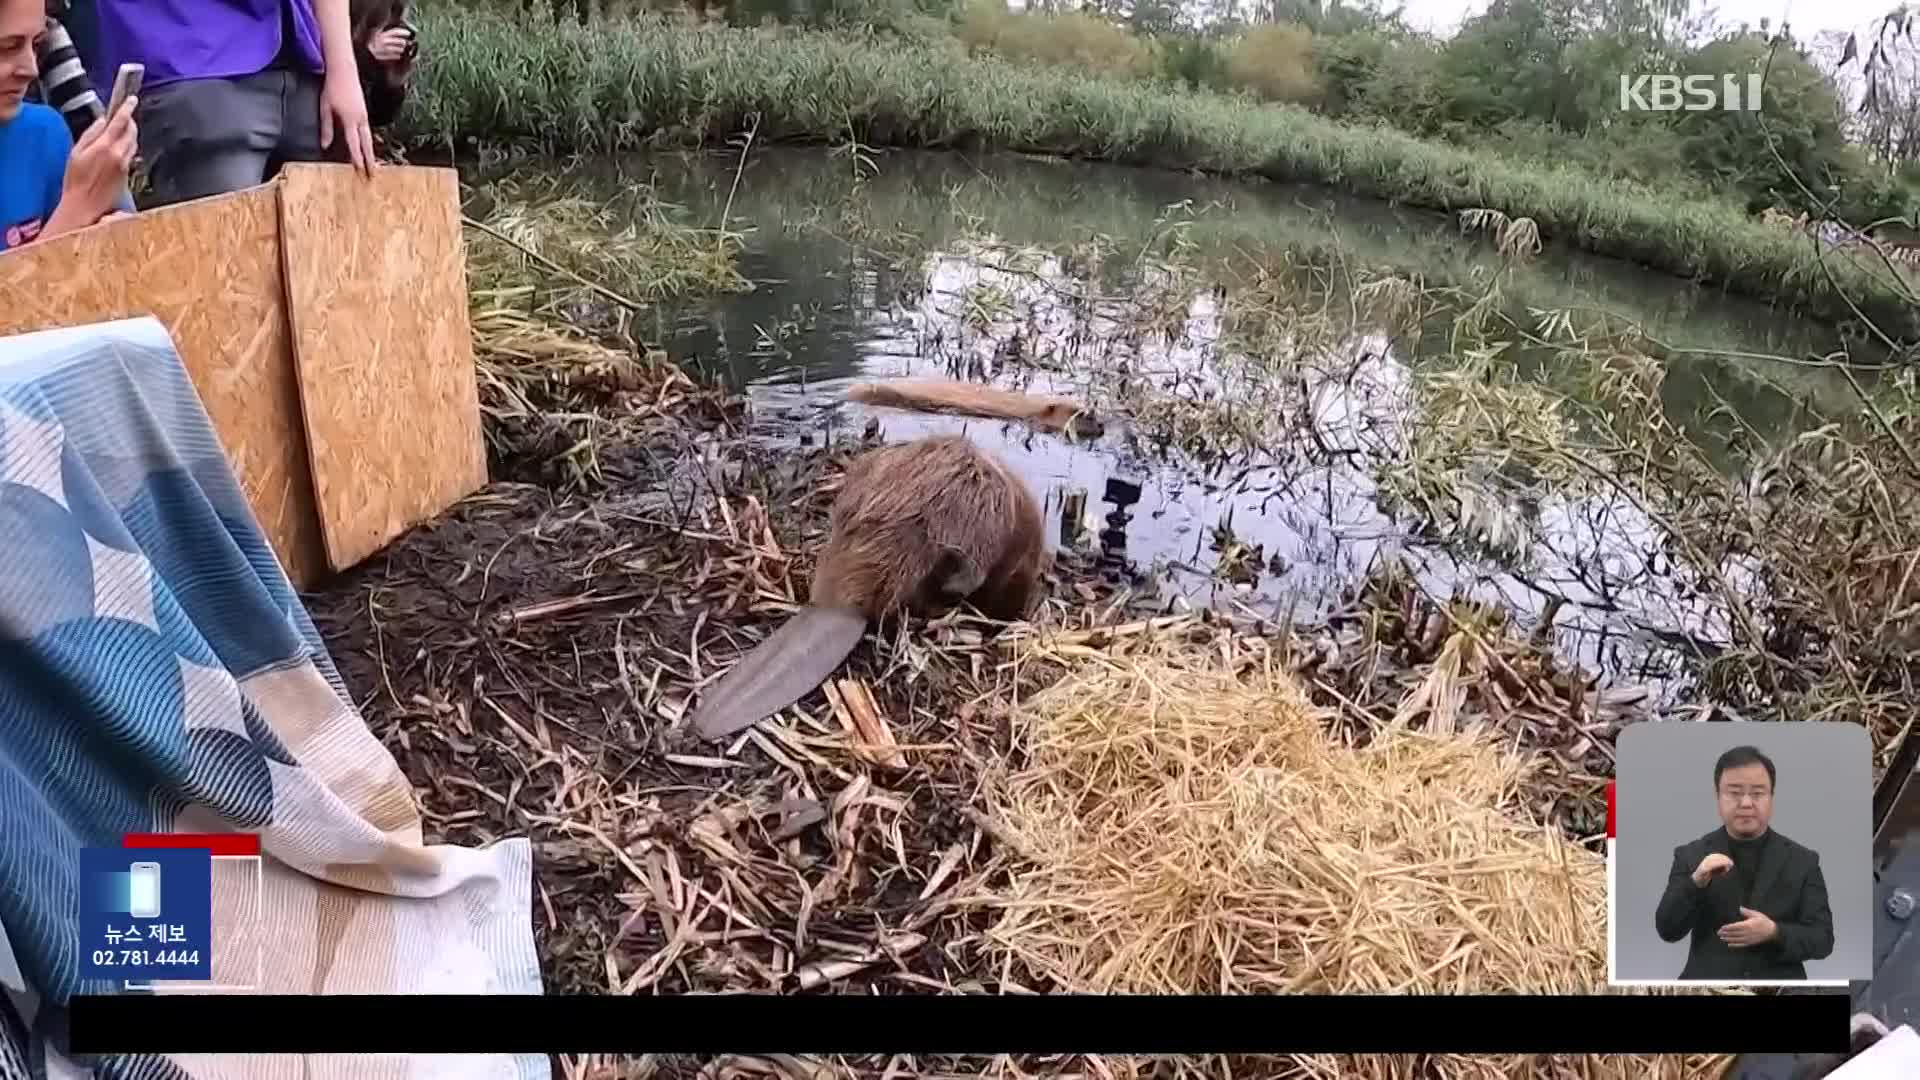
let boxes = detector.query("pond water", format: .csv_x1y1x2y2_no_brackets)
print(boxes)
492,146,1878,706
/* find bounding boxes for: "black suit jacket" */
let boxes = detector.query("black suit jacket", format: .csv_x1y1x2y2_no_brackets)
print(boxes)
1653,826,1834,980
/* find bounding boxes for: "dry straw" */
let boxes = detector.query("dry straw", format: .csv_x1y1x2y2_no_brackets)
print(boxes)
979,632,1607,995
973,632,1733,1077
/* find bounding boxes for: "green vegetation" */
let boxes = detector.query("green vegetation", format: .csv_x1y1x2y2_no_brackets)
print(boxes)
606,145,1865,419
407,5,1919,333
498,0,1920,223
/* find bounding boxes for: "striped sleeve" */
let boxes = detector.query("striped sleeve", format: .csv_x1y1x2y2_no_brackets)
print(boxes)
33,18,104,144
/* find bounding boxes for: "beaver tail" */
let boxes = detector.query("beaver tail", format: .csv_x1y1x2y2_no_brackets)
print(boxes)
688,605,869,741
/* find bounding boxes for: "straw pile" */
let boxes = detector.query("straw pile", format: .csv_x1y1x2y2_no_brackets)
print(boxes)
960,632,1737,1079
978,631,1608,995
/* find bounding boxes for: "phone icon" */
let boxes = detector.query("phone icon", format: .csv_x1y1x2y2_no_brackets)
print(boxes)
128,861,162,920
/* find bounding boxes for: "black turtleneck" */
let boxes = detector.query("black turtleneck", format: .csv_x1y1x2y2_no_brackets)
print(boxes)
1726,827,1767,901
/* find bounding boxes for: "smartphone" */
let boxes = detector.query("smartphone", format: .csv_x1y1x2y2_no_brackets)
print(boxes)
107,62,143,117
127,861,162,920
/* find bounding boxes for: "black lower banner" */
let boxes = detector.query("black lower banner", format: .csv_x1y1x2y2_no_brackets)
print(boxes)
69,993,1849,1055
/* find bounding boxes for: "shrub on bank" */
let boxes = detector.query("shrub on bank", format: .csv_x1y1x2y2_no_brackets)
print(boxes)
953,0,1158,80
1221,23,1320,106
400,5,1918,335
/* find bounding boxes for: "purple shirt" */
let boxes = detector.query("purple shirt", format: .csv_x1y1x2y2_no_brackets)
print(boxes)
96,0,324,90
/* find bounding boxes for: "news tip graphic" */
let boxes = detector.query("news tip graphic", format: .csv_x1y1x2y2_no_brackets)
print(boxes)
77,832,264,991
80,847,211,982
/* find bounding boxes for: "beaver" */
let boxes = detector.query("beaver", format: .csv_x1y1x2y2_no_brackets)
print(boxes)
846,378,1104,438
689,434,1047,742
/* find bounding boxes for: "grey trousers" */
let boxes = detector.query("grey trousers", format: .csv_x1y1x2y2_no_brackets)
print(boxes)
135,69,351,208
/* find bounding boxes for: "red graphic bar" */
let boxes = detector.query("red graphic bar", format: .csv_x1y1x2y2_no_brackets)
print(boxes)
122,832,261,856
1606,781,1616,839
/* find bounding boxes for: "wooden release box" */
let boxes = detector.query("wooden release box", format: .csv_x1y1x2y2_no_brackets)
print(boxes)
0,163,486,589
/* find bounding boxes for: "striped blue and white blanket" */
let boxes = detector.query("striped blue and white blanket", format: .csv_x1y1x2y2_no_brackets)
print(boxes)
0,317,543,1080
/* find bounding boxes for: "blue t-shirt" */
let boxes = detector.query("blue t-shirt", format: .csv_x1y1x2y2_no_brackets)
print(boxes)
0,104,72,252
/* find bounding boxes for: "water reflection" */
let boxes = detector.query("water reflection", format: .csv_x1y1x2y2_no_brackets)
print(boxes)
612,146,1867,401
494,146,1880,701
749,236,1734,698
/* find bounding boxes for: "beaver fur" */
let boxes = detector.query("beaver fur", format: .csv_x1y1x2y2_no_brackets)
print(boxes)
689,435,1046,741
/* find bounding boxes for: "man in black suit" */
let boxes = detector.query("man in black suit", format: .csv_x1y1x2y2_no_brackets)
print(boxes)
1653,745,1835,980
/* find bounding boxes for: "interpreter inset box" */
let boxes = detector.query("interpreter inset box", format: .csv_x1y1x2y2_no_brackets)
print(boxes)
1608,722,1872,986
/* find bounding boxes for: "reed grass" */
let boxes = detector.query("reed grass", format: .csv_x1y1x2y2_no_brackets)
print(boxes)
403,4,1918,335
463,172,749,303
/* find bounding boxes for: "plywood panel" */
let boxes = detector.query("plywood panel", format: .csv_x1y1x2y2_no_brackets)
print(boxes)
0,187,327,587
276,163,485,572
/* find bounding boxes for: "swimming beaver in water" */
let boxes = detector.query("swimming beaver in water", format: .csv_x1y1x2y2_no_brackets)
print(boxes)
846,379,1104,438
688,434,1046,741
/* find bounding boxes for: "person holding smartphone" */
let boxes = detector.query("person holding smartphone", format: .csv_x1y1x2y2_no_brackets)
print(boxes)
1,0,136,250
93,0,375,209
350,0,414,133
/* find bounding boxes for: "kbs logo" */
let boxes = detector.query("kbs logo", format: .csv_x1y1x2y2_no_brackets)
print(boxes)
1618,73,1765,112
